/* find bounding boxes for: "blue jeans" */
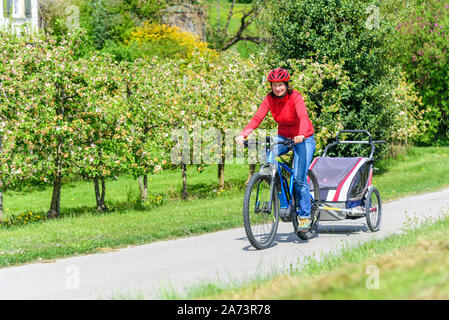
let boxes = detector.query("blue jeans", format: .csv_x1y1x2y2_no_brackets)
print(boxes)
267,135,316,218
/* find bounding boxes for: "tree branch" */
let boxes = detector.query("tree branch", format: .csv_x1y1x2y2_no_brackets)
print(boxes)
220,5,266,51
222,36,269,50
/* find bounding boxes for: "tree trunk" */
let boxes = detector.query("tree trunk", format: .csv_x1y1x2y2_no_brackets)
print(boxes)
246,164,256,184
218,163,225,190
218,152,225,190
138,175,148,202
48,83,67,219
47,145,62,219
100,177,107,211
94,177,108,212
94,177,101,210
181,163,187,200
47,174,62,218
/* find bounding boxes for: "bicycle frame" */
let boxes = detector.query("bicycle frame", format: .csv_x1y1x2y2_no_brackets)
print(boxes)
276,161,295,209
246,137,316,218
263,146,315,217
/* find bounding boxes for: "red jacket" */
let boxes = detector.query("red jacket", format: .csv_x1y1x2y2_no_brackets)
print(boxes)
240,90,314,139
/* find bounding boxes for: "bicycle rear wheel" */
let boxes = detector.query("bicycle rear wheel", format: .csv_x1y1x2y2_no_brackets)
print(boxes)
243,173,280,250
292,169,321,240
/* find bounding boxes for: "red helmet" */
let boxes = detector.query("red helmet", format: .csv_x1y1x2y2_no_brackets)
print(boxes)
267,68,290,82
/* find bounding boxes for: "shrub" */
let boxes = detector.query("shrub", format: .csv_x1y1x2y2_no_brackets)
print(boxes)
126,21,217,60
387,69,429,145
385,0,449,144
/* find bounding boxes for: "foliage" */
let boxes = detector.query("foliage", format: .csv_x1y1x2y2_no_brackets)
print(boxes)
387,69,429,145
286,58,351,151
90,0,112,50
68,54,131,183
385,0,449,144
39,0,169,53
2,25,262,205
266,0,391,84
120,56,176,179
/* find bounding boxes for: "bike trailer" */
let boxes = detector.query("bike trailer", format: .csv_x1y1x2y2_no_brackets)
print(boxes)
309,156,373,221
309,129,386,221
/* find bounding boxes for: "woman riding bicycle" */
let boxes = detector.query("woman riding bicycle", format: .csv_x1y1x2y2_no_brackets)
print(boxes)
236,68,316,231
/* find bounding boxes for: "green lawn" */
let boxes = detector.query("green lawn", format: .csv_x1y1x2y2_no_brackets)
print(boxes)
375,146,449,201
0,146,449,268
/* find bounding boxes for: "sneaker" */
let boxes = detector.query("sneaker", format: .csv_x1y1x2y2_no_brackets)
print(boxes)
297,217,312,231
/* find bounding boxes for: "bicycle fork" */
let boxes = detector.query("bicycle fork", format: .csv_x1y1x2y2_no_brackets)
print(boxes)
254,173,277,216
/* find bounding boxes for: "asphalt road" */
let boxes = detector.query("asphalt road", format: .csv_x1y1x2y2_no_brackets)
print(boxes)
1,188,448,300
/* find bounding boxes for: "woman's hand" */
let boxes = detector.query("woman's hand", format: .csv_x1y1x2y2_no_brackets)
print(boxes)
294,135,305,144
236,135,246,146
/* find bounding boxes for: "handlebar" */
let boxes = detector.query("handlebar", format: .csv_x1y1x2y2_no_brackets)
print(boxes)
242,136,272,148
336,130,372,140
323,130,386,158
242,137,295,150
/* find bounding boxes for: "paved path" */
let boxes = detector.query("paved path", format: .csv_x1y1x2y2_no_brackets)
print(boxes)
1,188,448,300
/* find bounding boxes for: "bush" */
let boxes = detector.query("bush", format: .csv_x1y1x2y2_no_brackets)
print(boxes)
385,0,449,144
125,22,217,60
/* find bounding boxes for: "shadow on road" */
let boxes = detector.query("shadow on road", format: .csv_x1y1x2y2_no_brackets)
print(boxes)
317,223,368,234
237,222,369,250
275,232,305,244
237,232,305,251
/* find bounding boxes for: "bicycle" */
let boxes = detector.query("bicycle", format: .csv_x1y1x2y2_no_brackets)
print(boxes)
242,137,321,250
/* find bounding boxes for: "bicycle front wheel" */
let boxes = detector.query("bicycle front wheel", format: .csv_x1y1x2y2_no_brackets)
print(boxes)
243,173,280,250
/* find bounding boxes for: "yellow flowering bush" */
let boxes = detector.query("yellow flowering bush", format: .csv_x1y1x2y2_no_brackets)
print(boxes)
127,22,217,60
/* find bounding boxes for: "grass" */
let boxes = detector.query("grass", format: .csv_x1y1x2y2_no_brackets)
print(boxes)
0,164,249,267
375,146,449,201
163,210,449,300
0,146,449,269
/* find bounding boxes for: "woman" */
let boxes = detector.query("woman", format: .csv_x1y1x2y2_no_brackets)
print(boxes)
236,68,316,231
